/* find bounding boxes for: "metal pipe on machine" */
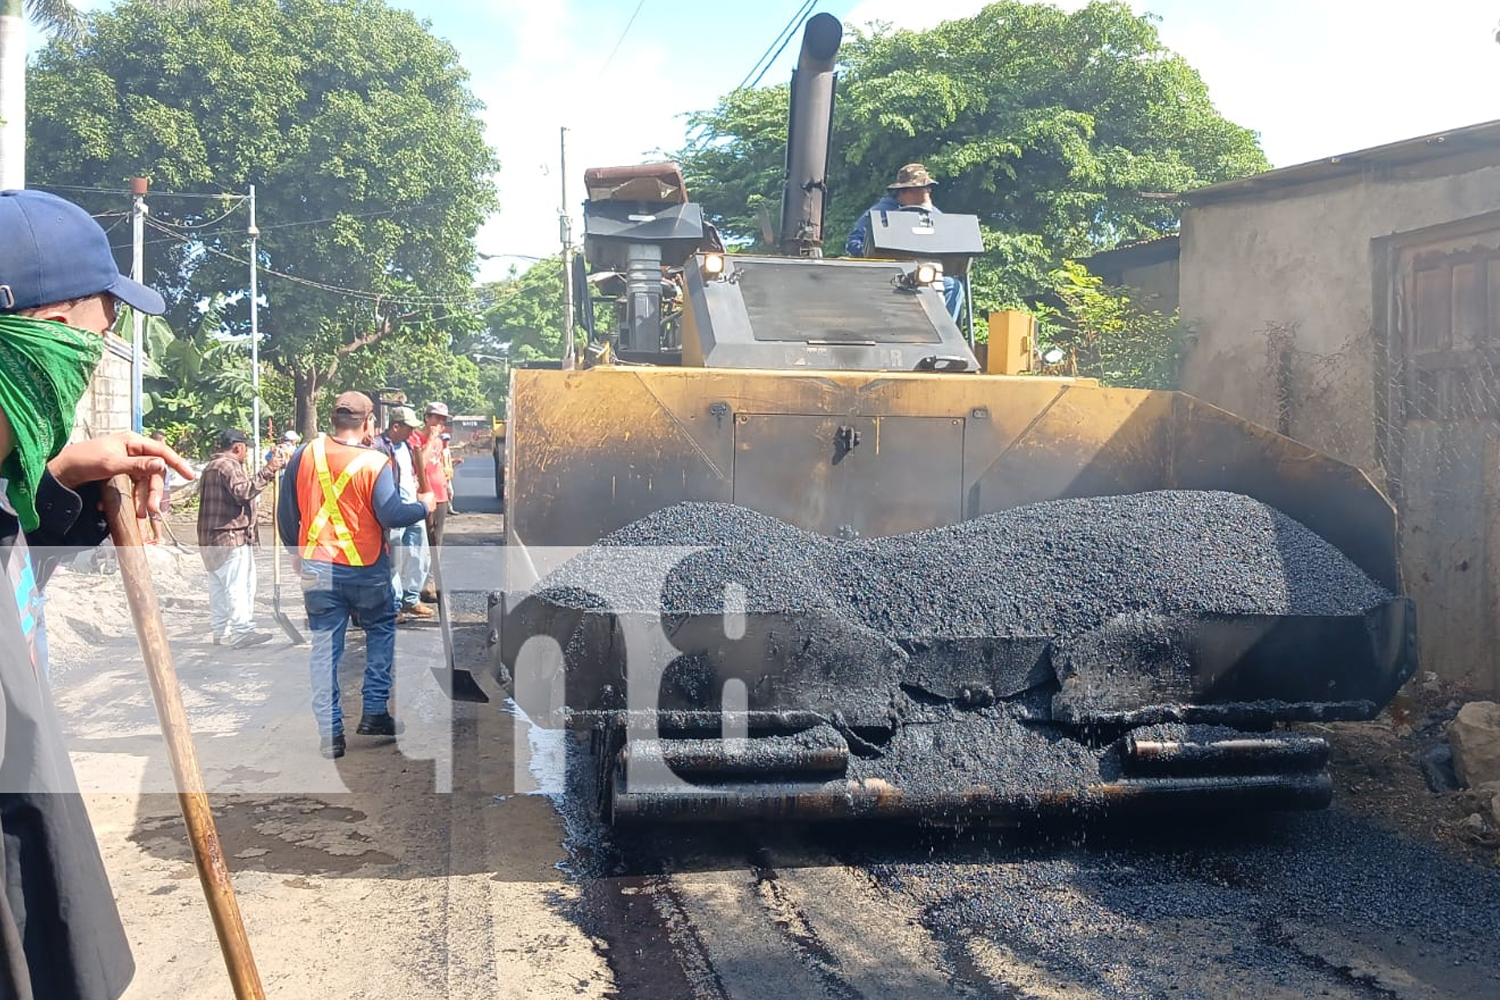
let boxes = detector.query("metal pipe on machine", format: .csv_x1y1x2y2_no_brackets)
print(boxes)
778,12,843,256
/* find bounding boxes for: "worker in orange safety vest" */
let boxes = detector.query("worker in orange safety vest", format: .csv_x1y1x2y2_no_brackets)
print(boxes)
277,391,434,759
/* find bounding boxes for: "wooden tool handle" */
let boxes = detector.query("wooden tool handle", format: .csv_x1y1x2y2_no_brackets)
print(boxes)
102,475,267,1000
270,472,281,587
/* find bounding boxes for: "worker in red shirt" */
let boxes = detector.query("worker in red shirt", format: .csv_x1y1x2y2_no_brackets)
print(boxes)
410,402,453,601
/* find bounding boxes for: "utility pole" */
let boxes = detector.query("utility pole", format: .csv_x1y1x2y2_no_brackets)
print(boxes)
248,184,262,472
559,126,575,370
0,0,26,190
130,177,148,434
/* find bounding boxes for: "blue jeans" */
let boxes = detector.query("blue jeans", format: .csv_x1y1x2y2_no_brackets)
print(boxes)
943,276,964,322
388,524,429,609
302,561,397,737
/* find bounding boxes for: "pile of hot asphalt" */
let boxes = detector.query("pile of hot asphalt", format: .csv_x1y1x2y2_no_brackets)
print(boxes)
535,491,1393,637
534,492,1395,798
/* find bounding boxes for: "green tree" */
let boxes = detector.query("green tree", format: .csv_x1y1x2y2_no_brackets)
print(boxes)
675,1,1267,309
124,299,296,454
1036,261,1180,389
27,0,498,435
333,327,488,417
476,257,568,365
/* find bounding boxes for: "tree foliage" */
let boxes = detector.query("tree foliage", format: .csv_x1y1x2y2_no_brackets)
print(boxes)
27,0,498,434
11,0,83,37
333,327,488,416
1036,261,1179,389
675,1,1267,310
475,257,568,366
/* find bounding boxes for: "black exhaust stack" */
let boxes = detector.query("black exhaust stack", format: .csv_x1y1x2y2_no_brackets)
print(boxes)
778,13,842,257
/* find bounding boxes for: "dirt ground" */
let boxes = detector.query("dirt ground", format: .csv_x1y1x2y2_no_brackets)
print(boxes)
1318,682,1500,866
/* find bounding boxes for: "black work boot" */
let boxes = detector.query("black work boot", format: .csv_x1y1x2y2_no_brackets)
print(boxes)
355,712,403,737
320,733,346,759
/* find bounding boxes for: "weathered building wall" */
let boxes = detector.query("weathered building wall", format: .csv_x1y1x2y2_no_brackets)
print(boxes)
72,334,134,441
1179,154,1500,692
1180,157,1500,476
1084,236,1181,313
1115,257,1180,313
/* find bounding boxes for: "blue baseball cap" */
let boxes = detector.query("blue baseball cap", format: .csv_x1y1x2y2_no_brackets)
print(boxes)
0,189,166,314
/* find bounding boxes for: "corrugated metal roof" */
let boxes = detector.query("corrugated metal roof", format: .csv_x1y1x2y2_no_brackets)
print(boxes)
1182,118,1500,204
1081,233,1180,270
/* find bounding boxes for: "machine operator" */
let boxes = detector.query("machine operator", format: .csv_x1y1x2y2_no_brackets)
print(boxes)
844,163,965,322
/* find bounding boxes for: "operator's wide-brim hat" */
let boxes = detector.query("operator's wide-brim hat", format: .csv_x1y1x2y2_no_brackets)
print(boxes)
887,163,938,190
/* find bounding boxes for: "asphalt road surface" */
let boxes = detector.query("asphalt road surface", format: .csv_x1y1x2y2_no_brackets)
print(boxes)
53,453,1500,999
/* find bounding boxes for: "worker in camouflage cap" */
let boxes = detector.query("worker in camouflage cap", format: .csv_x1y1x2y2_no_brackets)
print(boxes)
844,163,964,320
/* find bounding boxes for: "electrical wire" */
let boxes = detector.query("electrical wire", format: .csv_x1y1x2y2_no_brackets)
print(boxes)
597,0,648,81
143,217,481,309
746,0,819,91
33,182,248,202
148,199,246,230
131,208,399,247
110,208,425,252
736,0,816,92
736,0,811,91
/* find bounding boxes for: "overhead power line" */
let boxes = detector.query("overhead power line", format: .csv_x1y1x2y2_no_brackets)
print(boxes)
747,0,820,91
597,0,648,81
112,208,413,252
34,182,247,202
737,0,816,92
150,199,246,230
142,218,480,311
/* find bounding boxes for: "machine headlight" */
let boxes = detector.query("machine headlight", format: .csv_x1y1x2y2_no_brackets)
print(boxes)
915,262,939,285
701,253,726,278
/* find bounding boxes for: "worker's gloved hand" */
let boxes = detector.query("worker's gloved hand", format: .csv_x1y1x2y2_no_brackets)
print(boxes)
48,432,196,521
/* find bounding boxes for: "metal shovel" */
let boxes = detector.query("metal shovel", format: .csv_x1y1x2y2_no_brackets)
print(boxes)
430,530,488,703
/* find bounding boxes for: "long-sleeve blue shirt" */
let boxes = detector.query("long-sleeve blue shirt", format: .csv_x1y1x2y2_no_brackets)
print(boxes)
277,440,428,578
845,195,944,256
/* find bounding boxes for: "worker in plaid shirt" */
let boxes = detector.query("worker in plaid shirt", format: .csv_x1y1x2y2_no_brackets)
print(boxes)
196,428,282,648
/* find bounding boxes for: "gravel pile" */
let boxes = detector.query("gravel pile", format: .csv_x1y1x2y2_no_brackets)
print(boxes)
543,503,839,616
537,492,1394,642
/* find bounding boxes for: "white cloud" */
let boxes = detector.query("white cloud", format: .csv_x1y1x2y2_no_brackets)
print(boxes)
457,0,691,282
1151,2,1500,167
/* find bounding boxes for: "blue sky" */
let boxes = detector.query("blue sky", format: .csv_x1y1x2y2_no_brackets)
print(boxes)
66,1,1500,280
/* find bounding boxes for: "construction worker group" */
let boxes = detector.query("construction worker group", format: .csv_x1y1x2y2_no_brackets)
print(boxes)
277,391,461,759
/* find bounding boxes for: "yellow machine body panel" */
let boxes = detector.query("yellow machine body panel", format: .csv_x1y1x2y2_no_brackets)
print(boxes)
503,365,1401,595
986,311,1037,375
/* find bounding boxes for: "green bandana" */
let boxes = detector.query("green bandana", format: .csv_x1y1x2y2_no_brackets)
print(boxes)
0,314,104,531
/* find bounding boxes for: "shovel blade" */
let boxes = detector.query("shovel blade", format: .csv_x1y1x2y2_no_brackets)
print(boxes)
434,665,490,703
271,585,307,645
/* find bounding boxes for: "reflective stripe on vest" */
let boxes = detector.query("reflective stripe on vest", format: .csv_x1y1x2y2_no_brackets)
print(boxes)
302,438,388,567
